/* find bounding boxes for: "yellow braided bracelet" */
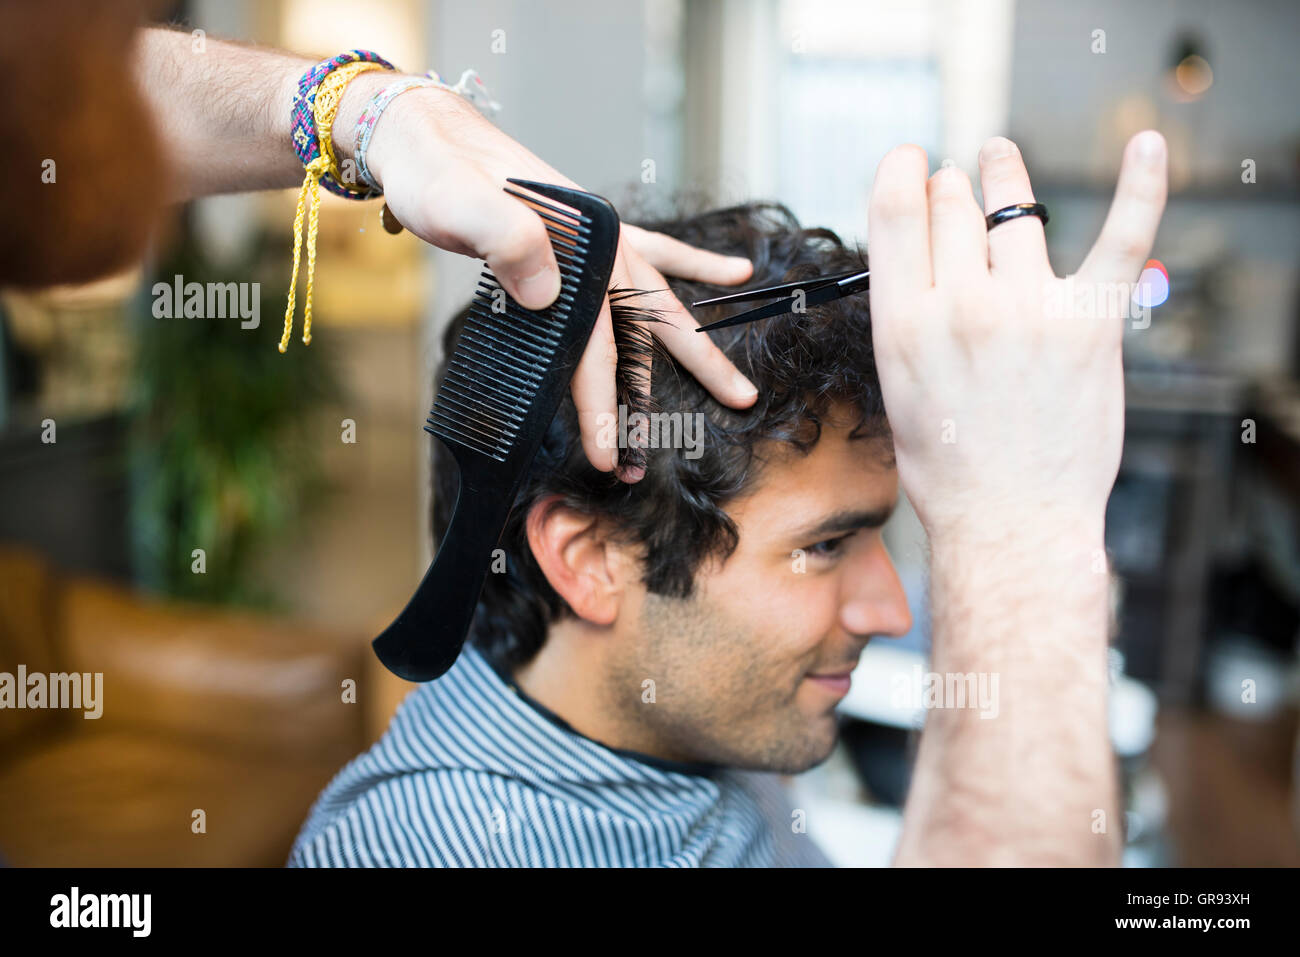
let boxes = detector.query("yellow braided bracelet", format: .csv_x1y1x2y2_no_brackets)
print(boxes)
281,60,389,354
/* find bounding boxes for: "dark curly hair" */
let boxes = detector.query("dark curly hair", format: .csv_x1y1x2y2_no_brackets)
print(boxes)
431,201,890,669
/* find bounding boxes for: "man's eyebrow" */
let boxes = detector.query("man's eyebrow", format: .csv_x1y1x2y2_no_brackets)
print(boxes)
788,504,897,542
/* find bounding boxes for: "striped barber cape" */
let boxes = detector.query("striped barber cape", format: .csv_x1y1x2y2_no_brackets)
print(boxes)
288,640,831,867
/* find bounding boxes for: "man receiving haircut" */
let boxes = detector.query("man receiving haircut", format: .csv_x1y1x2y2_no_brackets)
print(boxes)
292,202,905,866
292,130,1168,866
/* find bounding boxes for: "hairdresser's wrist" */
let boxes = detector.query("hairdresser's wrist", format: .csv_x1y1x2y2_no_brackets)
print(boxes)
330,70,401,175
923,501,1107,553
340,76,473,192
926,504,1111,660
925,501,1111,653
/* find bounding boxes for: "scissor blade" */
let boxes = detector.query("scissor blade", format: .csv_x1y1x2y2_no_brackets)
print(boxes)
694,270,871,332
695,296,805,332
690,270,864,308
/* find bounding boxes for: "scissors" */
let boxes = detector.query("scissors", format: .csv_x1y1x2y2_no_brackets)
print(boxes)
692,268,871,333
692,202,1047,332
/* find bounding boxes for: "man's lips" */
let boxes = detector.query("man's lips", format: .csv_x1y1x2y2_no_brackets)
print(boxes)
806,670,855,696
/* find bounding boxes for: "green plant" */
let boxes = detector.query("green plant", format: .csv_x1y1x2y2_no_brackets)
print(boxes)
126,230,346,607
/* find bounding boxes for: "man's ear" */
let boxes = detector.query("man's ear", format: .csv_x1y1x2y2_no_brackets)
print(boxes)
525,496,627,627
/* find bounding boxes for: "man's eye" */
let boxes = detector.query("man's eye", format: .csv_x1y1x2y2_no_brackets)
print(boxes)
807,535,850,558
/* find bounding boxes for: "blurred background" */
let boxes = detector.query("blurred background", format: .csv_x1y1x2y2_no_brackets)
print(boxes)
1,0,1298,866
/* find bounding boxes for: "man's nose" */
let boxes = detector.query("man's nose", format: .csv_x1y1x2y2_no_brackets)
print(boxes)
838,540,913,640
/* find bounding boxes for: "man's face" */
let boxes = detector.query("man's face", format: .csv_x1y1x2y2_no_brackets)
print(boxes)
607,407,914,774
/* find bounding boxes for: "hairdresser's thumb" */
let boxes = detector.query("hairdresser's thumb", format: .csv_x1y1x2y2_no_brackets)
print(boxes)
481,194,562,311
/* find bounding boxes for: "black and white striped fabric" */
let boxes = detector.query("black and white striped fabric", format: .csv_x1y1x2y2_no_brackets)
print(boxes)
288,641,830,867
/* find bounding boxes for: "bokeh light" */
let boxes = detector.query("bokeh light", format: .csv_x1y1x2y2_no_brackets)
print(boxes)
1175,54,1214,97
1132,258,1170,309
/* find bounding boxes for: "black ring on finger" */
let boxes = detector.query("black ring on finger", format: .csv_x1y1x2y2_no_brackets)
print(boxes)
985,202,1049,231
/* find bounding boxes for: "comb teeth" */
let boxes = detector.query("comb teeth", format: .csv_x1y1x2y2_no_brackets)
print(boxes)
427,202,593,462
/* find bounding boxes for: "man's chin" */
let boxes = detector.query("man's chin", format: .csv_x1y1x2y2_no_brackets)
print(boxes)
801,715,843,770
736,713,841,775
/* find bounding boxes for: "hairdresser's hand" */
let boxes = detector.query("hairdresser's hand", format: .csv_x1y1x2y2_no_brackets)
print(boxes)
881,133,1166,867
867,131,1168,538
355,80,757,480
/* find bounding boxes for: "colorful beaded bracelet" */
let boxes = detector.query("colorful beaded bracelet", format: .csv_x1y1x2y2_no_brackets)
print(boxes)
353,76,438,192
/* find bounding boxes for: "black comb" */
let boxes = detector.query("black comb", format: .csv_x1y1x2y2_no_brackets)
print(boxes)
372,180,621,682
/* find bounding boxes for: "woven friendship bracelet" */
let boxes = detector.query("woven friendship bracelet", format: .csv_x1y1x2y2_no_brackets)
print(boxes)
313,61,389,199
290,49,395,198
281,55,394,352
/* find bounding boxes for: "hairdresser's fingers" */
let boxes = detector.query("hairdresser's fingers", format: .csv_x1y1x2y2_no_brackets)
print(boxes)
926,165,988,287
977,137,1052,279
604,251,686,483
571,253,648,476
431,173,563,311
617,247,659,405
571,286,622,475
622,224,755,285
1077,130,1167,288
607,252,671,485
867,145,933,319
620,244,759,411
618,225,759,414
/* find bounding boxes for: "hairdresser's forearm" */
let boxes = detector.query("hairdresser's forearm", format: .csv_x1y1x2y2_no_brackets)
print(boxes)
131,26,401,201
893,512,1119,866
131,27,302,198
